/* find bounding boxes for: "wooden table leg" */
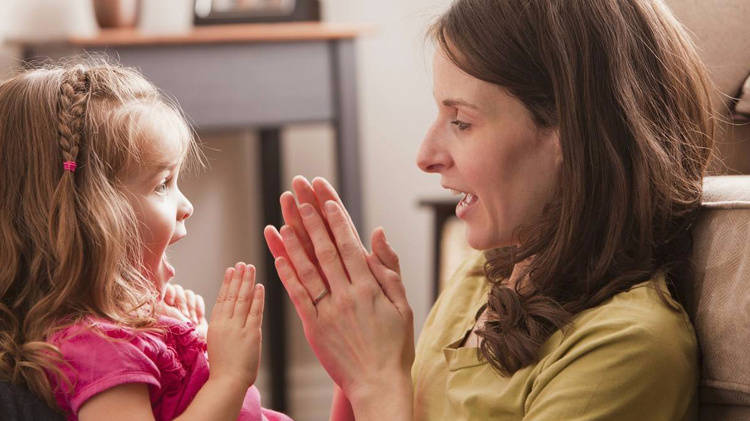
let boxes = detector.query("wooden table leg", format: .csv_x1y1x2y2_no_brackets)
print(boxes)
259,127,287,412
330,39,364,237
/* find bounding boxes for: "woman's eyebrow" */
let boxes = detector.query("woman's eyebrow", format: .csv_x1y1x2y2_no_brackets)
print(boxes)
442,98,480,110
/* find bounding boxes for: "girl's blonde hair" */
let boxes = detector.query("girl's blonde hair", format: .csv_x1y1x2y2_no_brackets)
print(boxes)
0,58,202,407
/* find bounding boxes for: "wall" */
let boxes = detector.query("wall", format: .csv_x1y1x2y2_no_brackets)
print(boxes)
3,1,748,420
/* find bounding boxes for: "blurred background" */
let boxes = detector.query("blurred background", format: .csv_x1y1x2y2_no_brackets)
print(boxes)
0,0,747,420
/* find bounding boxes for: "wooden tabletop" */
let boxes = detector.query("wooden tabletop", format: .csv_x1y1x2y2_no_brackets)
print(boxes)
13,22,372,47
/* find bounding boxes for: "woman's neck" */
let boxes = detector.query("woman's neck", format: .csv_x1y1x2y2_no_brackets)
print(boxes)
507,257,533,290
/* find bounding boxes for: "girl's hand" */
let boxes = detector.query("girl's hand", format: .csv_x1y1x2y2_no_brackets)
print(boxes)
264,178,414,407
207,263,265,390
160,283,208,338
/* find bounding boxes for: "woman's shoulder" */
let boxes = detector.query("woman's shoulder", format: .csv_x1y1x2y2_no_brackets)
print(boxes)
544,274,698,371
528,276,699,419
572,274,694,340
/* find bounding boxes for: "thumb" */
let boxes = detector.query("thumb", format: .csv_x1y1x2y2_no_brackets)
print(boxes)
371,227,400,273
365,252,410,318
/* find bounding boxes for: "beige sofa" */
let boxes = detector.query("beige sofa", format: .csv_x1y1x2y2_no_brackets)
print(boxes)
684,176,750,419
666,3,750,416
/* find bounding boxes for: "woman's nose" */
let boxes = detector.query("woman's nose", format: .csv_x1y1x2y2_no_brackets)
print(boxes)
417,124,452,173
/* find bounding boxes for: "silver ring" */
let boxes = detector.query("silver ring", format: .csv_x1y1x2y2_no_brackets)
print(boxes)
312,288,330,305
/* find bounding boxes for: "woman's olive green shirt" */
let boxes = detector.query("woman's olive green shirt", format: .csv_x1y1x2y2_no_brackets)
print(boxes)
411,252,698,420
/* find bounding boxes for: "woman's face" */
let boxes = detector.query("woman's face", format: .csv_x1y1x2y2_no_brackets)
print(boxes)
417,49,562,250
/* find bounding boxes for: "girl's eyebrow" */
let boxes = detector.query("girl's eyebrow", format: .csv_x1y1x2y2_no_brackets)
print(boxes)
151,159,180,172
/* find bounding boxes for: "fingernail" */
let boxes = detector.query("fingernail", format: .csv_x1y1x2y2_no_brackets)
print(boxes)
325,201,337,215
300,203,314,217
380,227,389,241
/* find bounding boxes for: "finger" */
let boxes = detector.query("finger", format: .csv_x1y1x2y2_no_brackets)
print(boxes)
280,224,332,299
291,177,339,256
173,284,189,318
371,227,401,273
163,284,176,306
233,264,256,320
264,225,288,260
224,262,245,316
157,301,189,322
291,176,322,215
246,283,265,329
319,201,374,287
311,177,364,247
195,294,206,322
275,256,316,320
280,190,316,261
366,252,409,316
212,267,234,320
185,289,198,323
296,205,351,292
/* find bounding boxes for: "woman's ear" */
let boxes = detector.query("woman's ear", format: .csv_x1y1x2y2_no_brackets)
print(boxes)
540,126,562,167
552,128,562,166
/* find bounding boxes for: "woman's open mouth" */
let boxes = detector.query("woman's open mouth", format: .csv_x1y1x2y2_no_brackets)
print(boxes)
448,188,479,218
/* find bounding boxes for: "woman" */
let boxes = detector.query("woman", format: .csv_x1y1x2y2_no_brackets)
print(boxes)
265,0,714,419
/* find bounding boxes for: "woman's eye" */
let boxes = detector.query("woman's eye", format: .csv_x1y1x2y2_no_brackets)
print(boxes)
450,120,471,131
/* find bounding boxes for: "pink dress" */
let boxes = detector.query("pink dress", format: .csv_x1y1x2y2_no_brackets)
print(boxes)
45,316,292,421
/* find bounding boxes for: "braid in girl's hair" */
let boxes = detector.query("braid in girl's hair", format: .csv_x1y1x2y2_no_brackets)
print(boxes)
48,67,91,311
56,67,89,174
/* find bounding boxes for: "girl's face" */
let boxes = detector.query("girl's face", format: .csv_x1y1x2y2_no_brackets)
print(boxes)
122,132,193,295
417,50,562,250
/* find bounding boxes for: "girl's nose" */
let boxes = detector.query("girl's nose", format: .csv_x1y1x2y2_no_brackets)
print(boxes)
178,191,193,222
417,123,452,173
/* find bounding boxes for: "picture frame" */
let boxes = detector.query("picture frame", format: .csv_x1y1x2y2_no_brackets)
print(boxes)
193,0,321,25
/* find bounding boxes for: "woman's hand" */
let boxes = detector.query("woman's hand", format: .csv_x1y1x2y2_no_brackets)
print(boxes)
264,177,414,419
159,283,208,338
207,263,265,391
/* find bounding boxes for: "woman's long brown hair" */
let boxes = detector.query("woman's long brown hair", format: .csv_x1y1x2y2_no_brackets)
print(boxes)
0,59,202,407
431,0,715,375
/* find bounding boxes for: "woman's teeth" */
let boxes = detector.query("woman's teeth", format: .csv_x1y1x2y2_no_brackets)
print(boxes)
460,193,478,206
448,188,478,205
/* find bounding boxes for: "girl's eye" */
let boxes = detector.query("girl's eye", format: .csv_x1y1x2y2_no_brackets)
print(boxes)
450,120,471,131
155,179,170,194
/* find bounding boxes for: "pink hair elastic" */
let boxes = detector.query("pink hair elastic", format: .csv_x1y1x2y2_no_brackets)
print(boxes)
63,161,77,172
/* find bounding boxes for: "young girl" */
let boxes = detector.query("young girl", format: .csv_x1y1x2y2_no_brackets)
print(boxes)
0,61,292,421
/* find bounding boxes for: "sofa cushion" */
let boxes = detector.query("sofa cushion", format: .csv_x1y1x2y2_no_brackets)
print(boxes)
683,176,750,409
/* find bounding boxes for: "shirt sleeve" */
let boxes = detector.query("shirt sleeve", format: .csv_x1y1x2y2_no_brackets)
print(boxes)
522,317,698,421
50,324,161,414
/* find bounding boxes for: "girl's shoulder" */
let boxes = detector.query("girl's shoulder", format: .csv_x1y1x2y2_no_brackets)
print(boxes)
48,315,206,362
46,316,208,416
